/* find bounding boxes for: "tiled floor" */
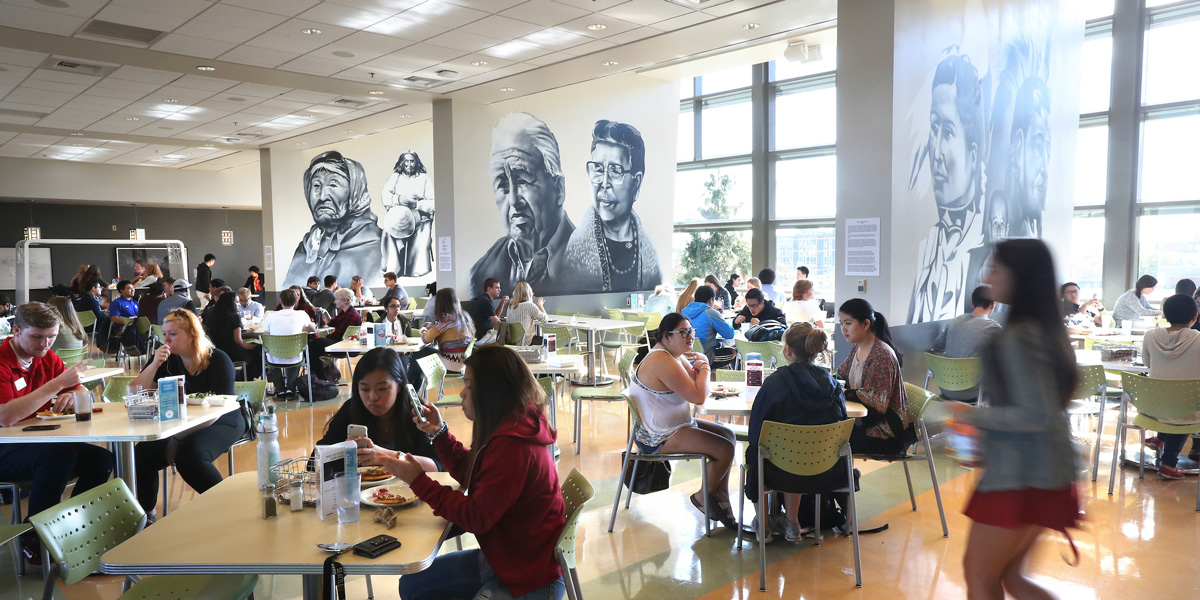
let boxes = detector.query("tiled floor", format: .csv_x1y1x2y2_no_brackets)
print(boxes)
3,365,1200,599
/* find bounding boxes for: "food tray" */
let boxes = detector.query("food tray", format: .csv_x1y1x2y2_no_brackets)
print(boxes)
270,456,319,507
511,345,546,364
1095,342,1136,362
123,389,159,420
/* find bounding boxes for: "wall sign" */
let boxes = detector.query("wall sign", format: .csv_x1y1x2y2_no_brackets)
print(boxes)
844,218,880,277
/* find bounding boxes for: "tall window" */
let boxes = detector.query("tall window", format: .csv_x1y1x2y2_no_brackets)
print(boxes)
1069,15,1113,300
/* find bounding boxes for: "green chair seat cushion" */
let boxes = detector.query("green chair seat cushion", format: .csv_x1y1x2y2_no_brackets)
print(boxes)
726,423,749,443
0,523,31,545
124,574,258,600
1131,414,1200,435
571,387,625,401
435,394,462,407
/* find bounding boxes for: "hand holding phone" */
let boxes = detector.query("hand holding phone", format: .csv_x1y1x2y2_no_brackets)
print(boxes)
406,385,425,424
347,424,368,441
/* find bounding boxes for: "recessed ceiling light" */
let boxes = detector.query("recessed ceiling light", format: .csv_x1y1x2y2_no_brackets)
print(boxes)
296,142,307,145
368,90,384,95
499,87,515,92
125,117,140,121
401,114,411,118
742,23,760,30
471,60,488,66
301,28,321,35
36,0,71,8
300,115,317,119
158,126,174,130
199,146,216,150
69,132,83,136
601,60,619,66
587,24,607,31
71,143,84,146
196,65,216,71
343,130,354,133
254,130,264,134
163,98,178,103
332,51,356,58
227,97,246,102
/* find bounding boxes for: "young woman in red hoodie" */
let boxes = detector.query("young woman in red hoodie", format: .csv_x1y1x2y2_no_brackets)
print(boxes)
380,345,566,600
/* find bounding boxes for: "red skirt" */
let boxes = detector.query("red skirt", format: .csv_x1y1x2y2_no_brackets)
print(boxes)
964,484,1081,531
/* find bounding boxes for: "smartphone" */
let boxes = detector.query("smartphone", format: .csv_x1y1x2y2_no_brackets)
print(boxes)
407,384,426,423
347,424,368,440
23,424,61,431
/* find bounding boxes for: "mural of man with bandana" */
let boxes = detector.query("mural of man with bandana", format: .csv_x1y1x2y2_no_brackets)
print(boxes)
284,151,384,288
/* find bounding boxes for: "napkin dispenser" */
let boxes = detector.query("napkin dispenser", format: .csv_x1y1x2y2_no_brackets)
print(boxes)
314,440,358,521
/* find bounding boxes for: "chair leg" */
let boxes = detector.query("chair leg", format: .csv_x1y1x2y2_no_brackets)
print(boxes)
608,435,636,533
920,420,949,538
365,574,374,600
902,461,916,511
1108,412,1126,496
847,455,862,588
813,493,821,546
1092,394,1107,482
736,463,745,551
701,458,710,538
570,567,583,600
575,394,583,455
161,468,169,517
623,461,638,509
1139,428,1146,480
758,459,766,591
228,450,236,476
560,563,576,600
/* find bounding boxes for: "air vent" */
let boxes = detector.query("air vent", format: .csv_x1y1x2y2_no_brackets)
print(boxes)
325,97,372,109
38,56,119,78
666,0,733,7
0,108,50,120
396,75,440,88
78,19,168,46
234,132,265,140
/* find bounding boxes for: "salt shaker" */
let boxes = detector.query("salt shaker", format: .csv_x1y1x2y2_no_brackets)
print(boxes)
290,480,304,512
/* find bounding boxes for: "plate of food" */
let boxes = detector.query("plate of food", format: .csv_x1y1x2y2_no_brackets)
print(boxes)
359,465,396,488
710,384,743,398
361,484,419,508
36,410,74,421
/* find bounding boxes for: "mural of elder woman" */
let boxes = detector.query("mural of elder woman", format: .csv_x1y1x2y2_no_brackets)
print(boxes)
283,151,384,288
565,119,661,292
381,151,434,277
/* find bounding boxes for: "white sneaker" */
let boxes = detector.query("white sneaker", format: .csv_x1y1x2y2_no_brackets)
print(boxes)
750,516,774,544
771,515,805,543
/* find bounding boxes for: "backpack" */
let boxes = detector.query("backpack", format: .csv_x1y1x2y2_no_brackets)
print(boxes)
298,376,339,402
745,319,787,342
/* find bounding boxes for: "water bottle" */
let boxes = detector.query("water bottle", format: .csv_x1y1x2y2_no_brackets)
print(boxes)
256,407,280,490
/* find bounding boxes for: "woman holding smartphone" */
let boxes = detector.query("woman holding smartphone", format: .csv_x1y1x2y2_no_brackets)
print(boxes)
316,347,439,471
407,288,474,390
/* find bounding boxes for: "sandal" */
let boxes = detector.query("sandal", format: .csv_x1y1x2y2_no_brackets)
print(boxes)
707,493,740,530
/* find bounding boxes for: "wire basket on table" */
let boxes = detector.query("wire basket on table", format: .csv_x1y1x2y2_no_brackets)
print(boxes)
271,456,319,507
124,389,159,420
1095,342,1137,363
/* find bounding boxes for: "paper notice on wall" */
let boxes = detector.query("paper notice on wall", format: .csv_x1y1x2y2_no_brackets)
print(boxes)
844,218,880,277
263,245,273,271
438,237,452,272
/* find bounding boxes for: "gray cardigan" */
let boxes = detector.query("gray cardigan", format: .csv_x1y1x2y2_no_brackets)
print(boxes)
963,322,1077,492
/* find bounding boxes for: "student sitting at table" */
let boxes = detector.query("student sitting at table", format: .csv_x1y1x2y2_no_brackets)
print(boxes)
349,275,376,304
930,286,1000,401
1060,281,1104,327
131,308,244,517
199,285,232,328
141,262,163,287
205,292,262,380
506,281,549,345
137,281,167,325
0,303,114,565
379,295,411,337
675,277,701,313
276,285,319,324
236,287,264,320
836,298,913,455
785,280,826,329
644,284,675,317
47,296,87,352
705,275,731,310
631,312,737,529
1140,293,1200,480
681,285,735,365
407,288,474,390
109,279,145,353
757,268,784,304
733,288,786,330
1112,274,1162,327
262,289,317,395
307,288,363,380
380,346,566,600
317,347,440,471
157,278,196,324
746,322,849,543
380,271,410,309
71,277,110,349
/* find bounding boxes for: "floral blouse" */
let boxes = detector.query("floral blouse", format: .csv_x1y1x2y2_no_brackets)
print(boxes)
837,340,911,439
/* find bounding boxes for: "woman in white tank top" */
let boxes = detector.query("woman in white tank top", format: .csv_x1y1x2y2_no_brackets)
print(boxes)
632,312,738,529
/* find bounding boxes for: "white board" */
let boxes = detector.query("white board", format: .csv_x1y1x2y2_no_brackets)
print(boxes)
2,248,52,290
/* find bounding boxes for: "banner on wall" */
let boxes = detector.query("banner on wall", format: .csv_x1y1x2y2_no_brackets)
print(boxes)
893,0,1083,323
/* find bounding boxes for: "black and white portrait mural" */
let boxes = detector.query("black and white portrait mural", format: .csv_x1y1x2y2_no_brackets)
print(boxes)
468,113,662,297
893,0,1083,323
283,151,384,288
381,151,435,278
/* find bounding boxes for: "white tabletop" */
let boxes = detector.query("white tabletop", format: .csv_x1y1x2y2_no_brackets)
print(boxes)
79,366,125,384
0,401,239,443
697,396,868,418
526,354,586,376
325,339,424,354
1075,349,1149,373
543,316,643,332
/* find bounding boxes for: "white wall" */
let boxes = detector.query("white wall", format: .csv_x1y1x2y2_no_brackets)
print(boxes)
0,156,260,208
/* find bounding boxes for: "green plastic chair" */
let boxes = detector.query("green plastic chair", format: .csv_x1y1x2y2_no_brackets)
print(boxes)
260,333,312,403
605,308,623,321
56,347,88,366
503,322,526,346
148,324,165,355
102,376,137,403
28,479,257,600
415,355,459,407
543,326,577,351
1071,364,1120,482
1,522,31,576
599,315,648,377
692,337,704,353
570,349,638,454
413,296,428,310
714,369,746,382
226,380,268,475
923,353,983,404
1108,373,1200,509
639,312,663,335
609,396,713,538
735,339,785,369
734,419,861,590
556,468,594,600
76,310,97,358
554,311,575,317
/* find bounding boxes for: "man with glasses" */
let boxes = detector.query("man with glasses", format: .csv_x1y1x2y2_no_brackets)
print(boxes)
566,119,662,293
1060,282,1102,326
733,288,786,330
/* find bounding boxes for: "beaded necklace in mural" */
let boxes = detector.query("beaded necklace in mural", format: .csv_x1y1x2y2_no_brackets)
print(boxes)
594,209,639,292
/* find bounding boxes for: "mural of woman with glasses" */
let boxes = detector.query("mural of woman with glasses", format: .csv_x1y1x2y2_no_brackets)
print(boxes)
565,119,662,292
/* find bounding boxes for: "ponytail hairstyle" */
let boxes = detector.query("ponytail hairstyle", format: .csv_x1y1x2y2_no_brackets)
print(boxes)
782,322,828,364
837,298,902,367
1134,274,1158,298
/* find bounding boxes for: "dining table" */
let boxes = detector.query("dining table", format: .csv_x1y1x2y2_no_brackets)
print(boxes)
526,354,587,458
102,471,460,600
543,315,645,386
1074,349,1149,373
324,338,424,354
0,400,239,492
697,396,869,419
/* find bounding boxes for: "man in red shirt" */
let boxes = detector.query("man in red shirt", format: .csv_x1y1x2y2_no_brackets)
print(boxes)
0,302,114,566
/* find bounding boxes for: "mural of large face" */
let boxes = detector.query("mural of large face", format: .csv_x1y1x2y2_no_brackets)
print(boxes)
307,168,352,227
588,141,642,225
1012,88,1051,220
928,81,977,211
490,125,563,253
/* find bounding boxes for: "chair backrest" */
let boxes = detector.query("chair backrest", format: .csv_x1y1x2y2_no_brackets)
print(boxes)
555,311,575,317
640,312,663,334
622,314,649,337
757,419,855,477
135,316,152,336
29,478,145,585
260,333,308,361
556,468,595,570
692,337,704,353
76,310,96,328
924,353,982,392
1073,364,1108,399
1119,372,1200,421
537,376,555,401
505,322,526,345
605,308,623,320
151,324,165,345
714,369,746,382
617,349,638,384
734,339,777,362
464,338,476,358
56,347,88,366
903,383,935,420
624,396,645,427
102,376,137,403
414,296,428,309
543,326,573,346
415,355,446,394
343,325,362,339
234,380,268,412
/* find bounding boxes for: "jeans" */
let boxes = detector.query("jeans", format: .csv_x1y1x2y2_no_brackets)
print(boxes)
134,411,246,513
1157,433,1199,467
397,549,565,600
268,364,302,393
0,442,114,517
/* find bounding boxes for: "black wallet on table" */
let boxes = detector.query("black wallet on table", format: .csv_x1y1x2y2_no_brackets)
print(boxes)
353,534,401,559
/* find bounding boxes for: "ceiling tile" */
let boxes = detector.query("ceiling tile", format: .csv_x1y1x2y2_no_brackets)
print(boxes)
22,78,92,94
221,0,322,17
477,40,550,62
459,14,545,39
400,1,489,28
439,0,527,11
522,52,571,66
388,44,465,65
556,14,639,39
280,55,352,76
571,38,618,55
296,2,392,29
364,16,449,42
255,98,315,112
553,0,631,10
326,0,424,13
0,5,88,36
29,68,103,86
174,19,263,45
94,78,161,93
314,31,412,64
648,11,710,31
92,4,196,32
9,89,71,106
276,90,340,104
423,30,504,53
329,64,407,83
499,0,589,27
246,19,356,54
0,47,49,68
72,94,129,107
218,45,301,69
600,0,691,26
109,65,183,85
196,4,290,31
150,34,237,60
604,27,656,45
171,75,240,92
3,0,107,19
517,28,589,52
225,82,292,98
700,0,776,18
111,0,211,19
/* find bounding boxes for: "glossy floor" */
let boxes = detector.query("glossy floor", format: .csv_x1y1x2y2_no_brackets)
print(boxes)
2,375,1198,599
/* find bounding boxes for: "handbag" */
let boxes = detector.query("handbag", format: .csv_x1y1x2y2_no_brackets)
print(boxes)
621,455,672,494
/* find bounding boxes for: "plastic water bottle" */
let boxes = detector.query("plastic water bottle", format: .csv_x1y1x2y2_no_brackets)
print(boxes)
256,407,280,490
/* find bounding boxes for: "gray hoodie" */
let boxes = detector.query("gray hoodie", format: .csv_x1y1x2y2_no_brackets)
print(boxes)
1141,327,1200,424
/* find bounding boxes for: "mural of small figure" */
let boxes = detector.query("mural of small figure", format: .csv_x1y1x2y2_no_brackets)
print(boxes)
469,112,575,297
907,53,990,324
380,151,435,278
565,120,661,292
990,77,1052,239
283,151,383,288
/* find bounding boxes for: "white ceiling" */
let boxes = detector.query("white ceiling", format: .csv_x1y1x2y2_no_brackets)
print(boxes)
0,0,832,170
